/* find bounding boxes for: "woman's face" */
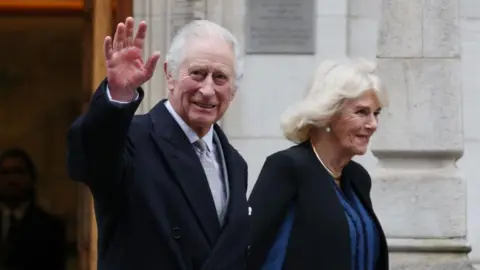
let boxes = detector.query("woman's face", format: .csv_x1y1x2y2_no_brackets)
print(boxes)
329,90,382,156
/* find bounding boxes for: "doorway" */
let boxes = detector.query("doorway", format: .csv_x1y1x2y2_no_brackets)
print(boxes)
0,1,131,269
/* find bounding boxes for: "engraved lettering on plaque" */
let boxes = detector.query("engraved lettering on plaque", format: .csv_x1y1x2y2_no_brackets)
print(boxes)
246,0,316,54
170,0,206,40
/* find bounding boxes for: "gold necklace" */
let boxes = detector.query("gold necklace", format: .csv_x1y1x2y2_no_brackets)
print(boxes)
311,142,342,180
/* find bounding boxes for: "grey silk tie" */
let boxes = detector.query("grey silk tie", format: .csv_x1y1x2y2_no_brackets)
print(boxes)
193,139,226,226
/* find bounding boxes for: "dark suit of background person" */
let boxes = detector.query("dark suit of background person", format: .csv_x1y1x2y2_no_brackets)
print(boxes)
0,148,67,270
66,18,250,270
246,59,389,270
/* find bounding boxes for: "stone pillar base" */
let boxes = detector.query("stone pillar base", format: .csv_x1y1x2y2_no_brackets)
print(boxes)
389,239,474,269
391,254,473,270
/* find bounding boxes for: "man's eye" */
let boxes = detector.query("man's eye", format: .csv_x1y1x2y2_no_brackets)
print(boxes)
191,70,205,78
215,74,227,80
213,74,229,85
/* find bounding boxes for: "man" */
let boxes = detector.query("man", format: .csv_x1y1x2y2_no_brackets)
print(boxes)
66,17,250,270
0,148,66,270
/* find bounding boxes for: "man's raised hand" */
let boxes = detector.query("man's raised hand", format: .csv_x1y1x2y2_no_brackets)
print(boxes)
104,17,161,101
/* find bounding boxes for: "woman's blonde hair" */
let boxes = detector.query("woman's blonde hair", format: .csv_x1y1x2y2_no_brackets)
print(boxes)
280,58,388,144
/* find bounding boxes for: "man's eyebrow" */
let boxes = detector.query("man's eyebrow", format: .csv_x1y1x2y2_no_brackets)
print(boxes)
188,64,208,69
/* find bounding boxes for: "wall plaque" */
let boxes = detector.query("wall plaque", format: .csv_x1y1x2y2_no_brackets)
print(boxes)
245,0,316,54
169,0,206,40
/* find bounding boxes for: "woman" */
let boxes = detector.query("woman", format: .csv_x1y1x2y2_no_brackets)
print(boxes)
247,59,389,270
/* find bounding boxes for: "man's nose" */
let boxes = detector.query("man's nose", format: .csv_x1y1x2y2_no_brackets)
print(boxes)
199,75,215,97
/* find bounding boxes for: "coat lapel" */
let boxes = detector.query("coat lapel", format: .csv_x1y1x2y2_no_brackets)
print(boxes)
346,164,389,269
212,125,245,227
201,126,248,269
148,100,221,246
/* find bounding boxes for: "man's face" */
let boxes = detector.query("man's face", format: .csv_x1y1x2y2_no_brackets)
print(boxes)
0,157,33,202
166,36,236,137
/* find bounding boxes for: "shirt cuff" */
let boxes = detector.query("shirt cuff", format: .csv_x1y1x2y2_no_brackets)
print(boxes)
106,85,139,104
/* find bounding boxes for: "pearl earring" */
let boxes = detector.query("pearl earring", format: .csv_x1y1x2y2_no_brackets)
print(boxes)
326,126,331,133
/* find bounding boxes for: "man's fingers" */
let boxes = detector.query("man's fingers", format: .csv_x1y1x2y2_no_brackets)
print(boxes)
125,17,135,47
133,21,147,50
144,52,161,79
104,36,113,61
113,23,126,51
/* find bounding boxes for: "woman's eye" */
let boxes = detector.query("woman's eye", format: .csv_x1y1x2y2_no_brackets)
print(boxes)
357,110,368,115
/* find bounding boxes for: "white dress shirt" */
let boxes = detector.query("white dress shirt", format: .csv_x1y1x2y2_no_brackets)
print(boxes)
0,202,29,241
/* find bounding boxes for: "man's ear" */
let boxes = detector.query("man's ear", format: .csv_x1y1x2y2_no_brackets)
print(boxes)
164,62,174,92
229,86,237,101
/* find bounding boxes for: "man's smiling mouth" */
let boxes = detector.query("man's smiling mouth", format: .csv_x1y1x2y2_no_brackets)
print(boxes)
193,102,216,109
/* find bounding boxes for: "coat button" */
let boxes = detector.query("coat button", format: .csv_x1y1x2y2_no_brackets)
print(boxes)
172,227,181,240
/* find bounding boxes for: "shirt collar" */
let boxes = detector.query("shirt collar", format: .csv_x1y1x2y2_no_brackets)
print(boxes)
164,100,214,151
0,202,30,220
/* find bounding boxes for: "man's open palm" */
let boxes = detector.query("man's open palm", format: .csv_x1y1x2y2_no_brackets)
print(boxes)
104,17,161,101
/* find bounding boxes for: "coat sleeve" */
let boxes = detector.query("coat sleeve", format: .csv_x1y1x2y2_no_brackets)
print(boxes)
44,217,68,270
66,78,143,198
247,152,297,268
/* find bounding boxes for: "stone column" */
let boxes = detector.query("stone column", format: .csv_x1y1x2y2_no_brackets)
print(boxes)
373,0,473,268
134,0,169,114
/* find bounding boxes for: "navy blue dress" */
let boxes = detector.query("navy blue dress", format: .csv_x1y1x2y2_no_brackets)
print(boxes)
261,178,380,270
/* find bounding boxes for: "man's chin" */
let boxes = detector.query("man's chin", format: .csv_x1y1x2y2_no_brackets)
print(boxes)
188,116,217,133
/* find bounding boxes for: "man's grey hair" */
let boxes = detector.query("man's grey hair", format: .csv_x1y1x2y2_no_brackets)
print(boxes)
165,20,244,88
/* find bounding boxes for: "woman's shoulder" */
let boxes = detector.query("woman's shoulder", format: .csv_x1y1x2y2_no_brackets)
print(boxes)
345,160,372,192
345,159,370,176
265,141,311,163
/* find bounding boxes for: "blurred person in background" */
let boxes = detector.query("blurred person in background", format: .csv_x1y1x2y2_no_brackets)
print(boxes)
0,148,66,270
